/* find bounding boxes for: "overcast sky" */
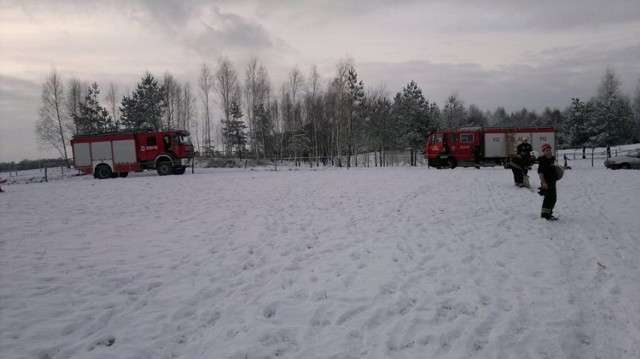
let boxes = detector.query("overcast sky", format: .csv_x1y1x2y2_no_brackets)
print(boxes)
1,0,639,163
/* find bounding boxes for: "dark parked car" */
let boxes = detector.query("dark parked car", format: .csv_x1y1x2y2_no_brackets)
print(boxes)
604,149,640,169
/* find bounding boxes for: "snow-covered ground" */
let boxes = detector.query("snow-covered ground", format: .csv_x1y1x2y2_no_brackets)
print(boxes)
1,148,639,359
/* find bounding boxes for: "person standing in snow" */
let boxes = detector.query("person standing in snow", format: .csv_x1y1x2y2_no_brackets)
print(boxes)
510,154,526,187
538,143,558,220
510,138,533,187
517,138,533,168
473,144,482,169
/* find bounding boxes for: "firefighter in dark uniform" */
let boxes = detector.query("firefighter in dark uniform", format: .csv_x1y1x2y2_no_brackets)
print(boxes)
511,138,533,187
440,137,451,168
517,138,533,168
510,154,527,187
538,143,558,220
473,144,482,169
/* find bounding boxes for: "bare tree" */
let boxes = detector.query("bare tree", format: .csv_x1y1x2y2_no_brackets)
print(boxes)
288,66,305,130
287,66,307,164
328,57,353,166
244,57,259,159
163,72,181,130
306,65,322,165
244,57,272,159
633,78,640,141
181,83,196,133
276,83,289,160
215,56,240,156
35,69,70,166
198,63,214,156
105,82,120,129
65,77,86,134
256,64,272,159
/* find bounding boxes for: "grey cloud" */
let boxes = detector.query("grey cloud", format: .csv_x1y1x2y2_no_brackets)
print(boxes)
247,0,640,31
359,41,639,113
0,75,45,162
449,0,640,31
112,2,286,61
0,75,40,118
190,7,276,54
10,0,639,30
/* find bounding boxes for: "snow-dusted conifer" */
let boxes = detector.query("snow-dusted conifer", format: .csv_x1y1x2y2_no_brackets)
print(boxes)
72,82,113,134
120,73,166,131
392,81,436,166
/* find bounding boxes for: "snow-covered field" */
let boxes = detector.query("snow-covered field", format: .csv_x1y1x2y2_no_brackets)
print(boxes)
1,150,640,359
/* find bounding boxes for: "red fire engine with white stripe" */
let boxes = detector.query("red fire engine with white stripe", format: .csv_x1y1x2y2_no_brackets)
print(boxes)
71,129,195,179
424,126,556,168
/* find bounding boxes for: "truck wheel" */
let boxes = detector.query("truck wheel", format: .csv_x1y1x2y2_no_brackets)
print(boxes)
157,162,173,176
119,172,129,178
94,165,112,179
173,166,186,175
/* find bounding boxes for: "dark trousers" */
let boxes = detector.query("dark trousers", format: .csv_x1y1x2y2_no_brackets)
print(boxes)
541,182,557,215
512,167,527,185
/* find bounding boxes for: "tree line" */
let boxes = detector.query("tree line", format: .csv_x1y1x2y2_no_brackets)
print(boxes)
36,58,640,167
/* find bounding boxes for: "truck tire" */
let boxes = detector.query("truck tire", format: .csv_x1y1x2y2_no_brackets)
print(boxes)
157,162,173,176
94,164,112,179
119,172,129,178
173,166,186,175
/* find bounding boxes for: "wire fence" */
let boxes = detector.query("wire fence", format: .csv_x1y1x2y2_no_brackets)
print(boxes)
2,147,635,185
0,164,73,184
0,158,70,175
561,149,621,160
0,159,71,181
196,151,428,170
559,147,636,167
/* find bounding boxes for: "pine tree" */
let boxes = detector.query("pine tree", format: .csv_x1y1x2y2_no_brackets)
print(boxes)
120,73,166,131
563,98,595,148
592,69,635,147
392,81,436,166
345,67,366,168
221,101,248,157
72,82,114,134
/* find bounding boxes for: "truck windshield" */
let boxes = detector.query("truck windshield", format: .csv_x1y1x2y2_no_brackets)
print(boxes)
431,134,442,144
176,134,193,146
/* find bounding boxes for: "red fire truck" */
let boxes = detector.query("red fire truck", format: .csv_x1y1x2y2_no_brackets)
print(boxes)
423,126,556,168
71,129,195,179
